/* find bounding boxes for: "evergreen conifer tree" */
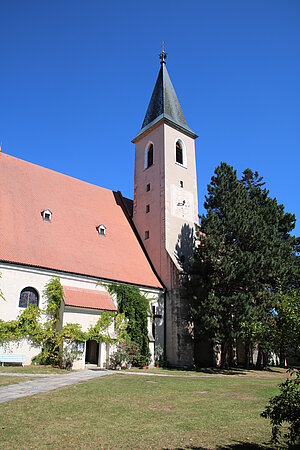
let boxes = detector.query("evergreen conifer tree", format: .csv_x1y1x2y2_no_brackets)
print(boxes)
189,163,298,368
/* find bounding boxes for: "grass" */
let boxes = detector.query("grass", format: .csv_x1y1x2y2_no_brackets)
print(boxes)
0,376,35,386
0,368,288,449
0,365,68,374
127,366,288,378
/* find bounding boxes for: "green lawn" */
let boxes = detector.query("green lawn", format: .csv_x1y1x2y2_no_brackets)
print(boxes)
0,369,288,449
0,376,35,386
0,365,68,374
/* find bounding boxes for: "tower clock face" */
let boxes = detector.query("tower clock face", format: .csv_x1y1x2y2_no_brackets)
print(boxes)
171,185,195,222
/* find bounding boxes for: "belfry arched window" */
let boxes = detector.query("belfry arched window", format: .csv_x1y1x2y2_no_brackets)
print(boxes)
19,287,39,308
176,141,183,165
144,143,154,169
175,139,187,167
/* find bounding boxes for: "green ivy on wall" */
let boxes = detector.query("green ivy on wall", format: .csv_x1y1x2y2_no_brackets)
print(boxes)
0,277,116,367
107,283,151,362
0,276,149,367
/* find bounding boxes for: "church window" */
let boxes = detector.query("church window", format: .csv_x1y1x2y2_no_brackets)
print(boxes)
96,224,106,236
146,204,150,213
146,183,151,192
175,139,187,167
147,144,153,167
19,287,39,308
145,230,149,240
176,141,183,165
41,209,52,222
144,143,154,169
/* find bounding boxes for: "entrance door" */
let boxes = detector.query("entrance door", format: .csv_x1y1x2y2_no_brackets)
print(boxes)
85,340,99,364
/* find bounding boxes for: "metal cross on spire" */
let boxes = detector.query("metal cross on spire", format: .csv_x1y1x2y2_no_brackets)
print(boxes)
159,41,167,64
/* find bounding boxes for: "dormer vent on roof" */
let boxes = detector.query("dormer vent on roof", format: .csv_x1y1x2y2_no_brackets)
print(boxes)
41,209,52,222
96,224,106,236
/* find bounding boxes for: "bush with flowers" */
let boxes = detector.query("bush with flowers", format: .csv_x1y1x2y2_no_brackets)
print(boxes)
110,339,144,369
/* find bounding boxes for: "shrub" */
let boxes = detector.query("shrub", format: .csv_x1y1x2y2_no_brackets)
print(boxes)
110,340,142,368
109,346,127,369
154,344,163,364
261,368,300,446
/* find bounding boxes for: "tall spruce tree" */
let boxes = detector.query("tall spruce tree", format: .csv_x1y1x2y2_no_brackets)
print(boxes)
189,163,298,368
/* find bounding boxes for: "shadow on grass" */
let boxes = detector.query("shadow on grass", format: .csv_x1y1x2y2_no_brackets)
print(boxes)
159,366,248,376
160,366,286,376
172,443,299,449
170,442,271,449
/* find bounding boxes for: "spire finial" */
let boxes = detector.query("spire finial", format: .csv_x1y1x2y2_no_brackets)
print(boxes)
159,41,167,65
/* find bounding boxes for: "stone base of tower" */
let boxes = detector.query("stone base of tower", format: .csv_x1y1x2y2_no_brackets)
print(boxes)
165,287,194,367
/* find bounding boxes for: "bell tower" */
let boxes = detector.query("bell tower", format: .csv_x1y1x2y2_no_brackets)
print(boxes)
132,50,198,366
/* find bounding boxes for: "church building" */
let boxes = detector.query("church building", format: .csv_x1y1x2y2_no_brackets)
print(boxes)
0,51,199,369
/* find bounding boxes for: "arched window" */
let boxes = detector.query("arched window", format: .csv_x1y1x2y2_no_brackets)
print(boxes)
19,287,39,308
175,139,187,167
176,141,183,165
144,143,154,169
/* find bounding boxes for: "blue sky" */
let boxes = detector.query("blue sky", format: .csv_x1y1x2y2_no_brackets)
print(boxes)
1,1,299,235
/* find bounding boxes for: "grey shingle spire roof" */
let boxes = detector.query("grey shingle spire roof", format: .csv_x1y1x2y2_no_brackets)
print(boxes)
137,58,197,139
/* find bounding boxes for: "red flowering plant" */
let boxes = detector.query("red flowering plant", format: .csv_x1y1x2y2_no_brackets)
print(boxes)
120,339,141,366
110,339,141,369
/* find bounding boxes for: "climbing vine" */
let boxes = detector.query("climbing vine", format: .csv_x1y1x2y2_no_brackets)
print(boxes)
107,283,151,363
0,277,118,367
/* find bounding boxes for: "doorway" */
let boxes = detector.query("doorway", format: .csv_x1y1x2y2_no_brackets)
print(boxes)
85,340,99,365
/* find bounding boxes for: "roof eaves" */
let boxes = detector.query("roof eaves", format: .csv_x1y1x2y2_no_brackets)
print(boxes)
0,259,164,291
132,114,198,143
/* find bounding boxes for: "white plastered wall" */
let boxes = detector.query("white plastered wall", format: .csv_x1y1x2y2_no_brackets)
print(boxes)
0,263,163,368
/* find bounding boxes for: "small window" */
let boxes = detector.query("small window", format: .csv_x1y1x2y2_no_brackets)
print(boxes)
96,224,106,236
146,204,150,213
176,141,183,165
180,180,184,188
145,230,149,240
19,287,39,308
146,183,151,192
41,209,52,222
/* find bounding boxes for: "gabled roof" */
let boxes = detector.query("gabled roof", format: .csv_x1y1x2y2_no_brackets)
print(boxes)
136,61,197,139
63,286,117,311
0,153,162,289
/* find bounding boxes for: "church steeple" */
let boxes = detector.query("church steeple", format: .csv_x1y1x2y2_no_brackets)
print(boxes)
136,53,197,140
133,51,199,366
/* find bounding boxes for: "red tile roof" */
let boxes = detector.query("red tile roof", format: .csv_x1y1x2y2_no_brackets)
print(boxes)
0,153,162,289
63,286,117,311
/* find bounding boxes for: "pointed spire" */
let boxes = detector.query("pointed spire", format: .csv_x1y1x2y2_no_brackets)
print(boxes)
138,49,197,139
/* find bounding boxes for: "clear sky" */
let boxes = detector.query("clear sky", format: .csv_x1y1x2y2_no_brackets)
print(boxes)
1,1,299,235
